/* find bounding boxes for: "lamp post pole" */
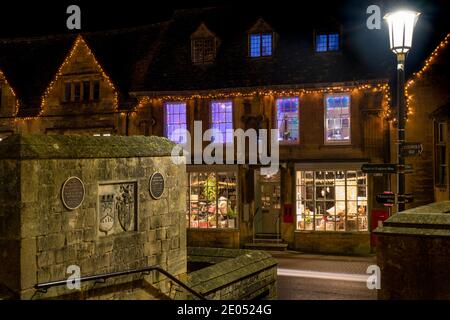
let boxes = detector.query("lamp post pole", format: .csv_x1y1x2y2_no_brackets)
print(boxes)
396,53,406,213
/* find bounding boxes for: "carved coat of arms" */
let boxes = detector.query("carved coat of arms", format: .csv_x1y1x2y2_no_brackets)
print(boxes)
99,194,114,235
116,184,134,231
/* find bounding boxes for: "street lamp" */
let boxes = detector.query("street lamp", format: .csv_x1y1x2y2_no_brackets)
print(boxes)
384,10,420,212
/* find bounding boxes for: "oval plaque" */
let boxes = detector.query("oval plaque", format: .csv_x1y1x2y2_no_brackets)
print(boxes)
61,177,85,210
149,172,165,199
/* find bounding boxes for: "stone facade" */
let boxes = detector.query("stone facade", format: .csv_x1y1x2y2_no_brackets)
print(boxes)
0,134,186,299
375,201,450,299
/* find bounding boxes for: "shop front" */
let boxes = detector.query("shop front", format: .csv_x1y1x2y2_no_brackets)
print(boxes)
293,163,371,255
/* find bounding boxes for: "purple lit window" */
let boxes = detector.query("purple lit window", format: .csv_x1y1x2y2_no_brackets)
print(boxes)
325,94,350,143
250,33,273,57
316,33,340,52
276,97,299,142
165,102,188,144
211,101,233,143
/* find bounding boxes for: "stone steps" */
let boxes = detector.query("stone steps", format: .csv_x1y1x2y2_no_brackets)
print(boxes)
244,242,288,251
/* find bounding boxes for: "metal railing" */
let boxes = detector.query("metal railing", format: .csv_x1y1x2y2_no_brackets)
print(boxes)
34,265,206,300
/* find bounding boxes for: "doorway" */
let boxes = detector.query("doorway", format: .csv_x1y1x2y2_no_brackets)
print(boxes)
254,170,281,237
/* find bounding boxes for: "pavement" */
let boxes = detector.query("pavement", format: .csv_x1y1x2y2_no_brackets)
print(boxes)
270,251,378,300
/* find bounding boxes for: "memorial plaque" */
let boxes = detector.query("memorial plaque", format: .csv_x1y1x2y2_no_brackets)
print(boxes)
61,177,85,210
149,172,165,199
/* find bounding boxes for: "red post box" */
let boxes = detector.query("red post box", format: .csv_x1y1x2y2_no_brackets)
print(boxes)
283,203,294,223
371,209,389,247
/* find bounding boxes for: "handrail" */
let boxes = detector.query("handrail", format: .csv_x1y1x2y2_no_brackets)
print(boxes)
34,265,207,300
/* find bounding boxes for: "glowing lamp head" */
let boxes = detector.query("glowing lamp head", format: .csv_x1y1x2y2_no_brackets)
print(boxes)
384,10,420,54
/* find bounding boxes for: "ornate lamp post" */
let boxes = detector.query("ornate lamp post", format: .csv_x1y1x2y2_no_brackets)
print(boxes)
384,10,420,212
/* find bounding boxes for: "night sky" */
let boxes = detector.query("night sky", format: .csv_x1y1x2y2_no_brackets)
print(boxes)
0,0,448,74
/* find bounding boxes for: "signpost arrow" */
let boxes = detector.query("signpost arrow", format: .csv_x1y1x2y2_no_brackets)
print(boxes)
376,193,396,204
400,142,423,157
397,194,414,204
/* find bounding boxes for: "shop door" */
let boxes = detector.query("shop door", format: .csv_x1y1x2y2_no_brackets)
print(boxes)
256,171,281,235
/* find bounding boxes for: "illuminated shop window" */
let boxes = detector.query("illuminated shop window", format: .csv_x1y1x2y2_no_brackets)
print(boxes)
249,33,273,57
165,102,188,144
325,94,350,143
211,101,233,143
186,171,238,229
316,33,340,52
276,97,299,142
296,170,368,232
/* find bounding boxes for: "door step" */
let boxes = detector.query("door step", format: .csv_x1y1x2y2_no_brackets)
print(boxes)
244,242,288,251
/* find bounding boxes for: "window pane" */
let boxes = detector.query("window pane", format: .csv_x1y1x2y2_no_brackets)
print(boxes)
276,97,299,142
316,34,328,52
328,33,339,51
64,82,71,102
250,34,261,57
211,101,233,143
73,82,81,102
93,80,100,101
83,81,90,102
165,102,188,144
262,33,272,56
325,94,350,142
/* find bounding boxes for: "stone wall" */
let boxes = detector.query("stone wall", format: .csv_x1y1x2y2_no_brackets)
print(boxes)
184,247,277,300
0,134,186,299
187,229,240,249
294,231,371,255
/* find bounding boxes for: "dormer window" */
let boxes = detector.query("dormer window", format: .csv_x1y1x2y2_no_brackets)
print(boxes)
248,18,276,58
316,32,340,52
191,23,218,64
249,33,273,57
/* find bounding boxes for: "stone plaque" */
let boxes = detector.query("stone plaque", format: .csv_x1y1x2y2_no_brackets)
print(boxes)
149,172,165,199
61,177,85,210
98,182,137,236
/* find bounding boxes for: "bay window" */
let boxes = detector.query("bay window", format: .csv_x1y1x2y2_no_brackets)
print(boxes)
296,170,368,232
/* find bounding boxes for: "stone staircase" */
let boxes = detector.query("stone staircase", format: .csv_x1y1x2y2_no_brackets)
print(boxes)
245,233,288,251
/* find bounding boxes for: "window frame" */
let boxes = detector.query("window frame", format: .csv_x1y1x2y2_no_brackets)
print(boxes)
434,121,447,187
191,37,216,65
275,96,300,144
315,32,341,53
186,165,239,230
248,32,274,58
210,100,234,144
163,101,189,144
323,93,352,145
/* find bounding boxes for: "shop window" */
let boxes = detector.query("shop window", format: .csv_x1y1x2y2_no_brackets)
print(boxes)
435,121,447,186
211,101,233,143
249,33,273,57
296,170,368,232
276,97,299,142
325,94,350,143
165,102,188,144
316,33,340,52
187,171,238,229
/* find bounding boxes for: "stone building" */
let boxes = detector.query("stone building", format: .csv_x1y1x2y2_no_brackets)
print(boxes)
0,7,402,255
394,33,450,206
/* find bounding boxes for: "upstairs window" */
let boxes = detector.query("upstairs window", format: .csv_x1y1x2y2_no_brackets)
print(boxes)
211,101,233,144
165,102,188,144
249,33,273,57
316,33,340,52
63,80,101,103
435,121,447,186
192,38,216,64
73,82,81,102
82,81,90,102
325,94,350,143
64,82,72,102
191,23,218,64
276,97,299,142
93,80,100,101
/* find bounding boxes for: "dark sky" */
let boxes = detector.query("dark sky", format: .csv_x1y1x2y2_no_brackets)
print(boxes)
0,0,448,75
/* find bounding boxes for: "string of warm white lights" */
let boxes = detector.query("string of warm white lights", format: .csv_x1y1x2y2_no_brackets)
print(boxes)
403,33,450,122
135,83,392,119
0,69,20,117
15,35,119,122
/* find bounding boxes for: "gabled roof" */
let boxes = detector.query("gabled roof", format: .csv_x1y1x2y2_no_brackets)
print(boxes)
0,22,167,116
133,6,394,93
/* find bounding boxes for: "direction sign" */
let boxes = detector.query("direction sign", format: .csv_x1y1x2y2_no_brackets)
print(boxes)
361,164,397,174
397,164,414,174
376,193,396,204
376,193,414,205
400,143,423,157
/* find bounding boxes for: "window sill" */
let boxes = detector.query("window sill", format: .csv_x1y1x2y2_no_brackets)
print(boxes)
295,230,370,235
